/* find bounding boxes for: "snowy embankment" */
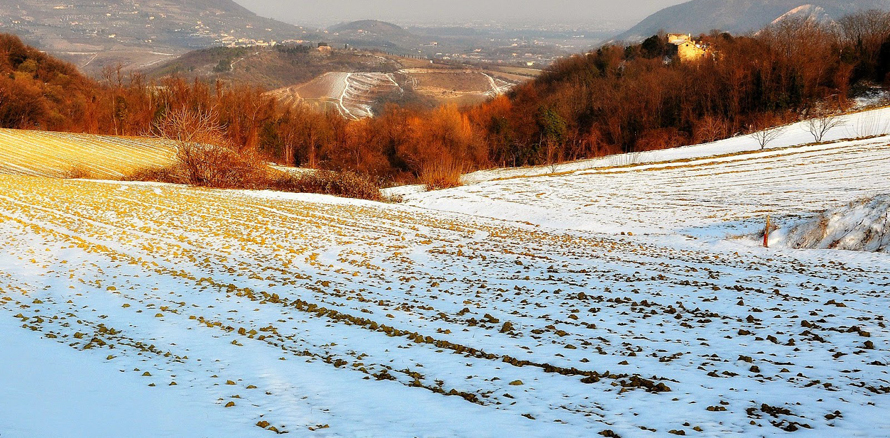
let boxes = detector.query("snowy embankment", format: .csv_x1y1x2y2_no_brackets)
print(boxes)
767,195,890,253
403,106,890,239
461,106,890,184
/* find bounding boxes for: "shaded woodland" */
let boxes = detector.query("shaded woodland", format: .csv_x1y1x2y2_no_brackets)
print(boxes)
2,11,890,187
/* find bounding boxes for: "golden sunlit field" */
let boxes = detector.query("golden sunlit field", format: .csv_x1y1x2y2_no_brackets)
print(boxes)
0,129,175,178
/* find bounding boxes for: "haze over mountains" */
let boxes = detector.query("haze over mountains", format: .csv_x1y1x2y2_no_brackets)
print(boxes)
232,0,675,27
4,0,890,80
617,0,890,41
0,0,312,75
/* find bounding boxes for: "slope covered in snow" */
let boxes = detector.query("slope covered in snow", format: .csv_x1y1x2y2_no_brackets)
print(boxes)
1,107,889,437
1,175,888,437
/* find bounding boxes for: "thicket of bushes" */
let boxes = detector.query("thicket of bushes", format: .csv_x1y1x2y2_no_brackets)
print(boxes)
3,11,890,194
124,108,383,200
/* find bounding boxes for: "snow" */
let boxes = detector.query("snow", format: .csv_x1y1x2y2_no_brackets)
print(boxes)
0,314,256,438
1,107,890,437
457,106,890,185
767,195,890,253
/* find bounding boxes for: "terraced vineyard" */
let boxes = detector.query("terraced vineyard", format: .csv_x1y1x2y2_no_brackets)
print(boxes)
269,72,403,119
0,129,175,178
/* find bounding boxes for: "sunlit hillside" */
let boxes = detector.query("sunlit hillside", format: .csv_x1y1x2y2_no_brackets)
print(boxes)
0,129,175,178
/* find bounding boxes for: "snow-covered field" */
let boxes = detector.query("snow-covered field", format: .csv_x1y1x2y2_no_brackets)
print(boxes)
2,109,890,437
0,129,174,178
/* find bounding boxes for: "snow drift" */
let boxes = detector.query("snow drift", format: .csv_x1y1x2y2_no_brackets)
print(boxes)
775,194,890,252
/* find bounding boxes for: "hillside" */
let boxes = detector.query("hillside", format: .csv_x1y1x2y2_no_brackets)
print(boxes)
268,72,407,119
328,20,414,39
0,0,312,76
0,34,102,132
145,45,404,90
268,68,518,118
403,107,890,234
326,20,419,51
0,129,175,178
1,107,889,436
615,0,890,41
145,43,523,118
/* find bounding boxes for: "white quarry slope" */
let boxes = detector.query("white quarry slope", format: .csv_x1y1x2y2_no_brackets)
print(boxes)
0,107,889,437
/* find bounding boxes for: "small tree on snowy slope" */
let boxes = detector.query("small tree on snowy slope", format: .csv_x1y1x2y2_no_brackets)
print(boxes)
803,108,842,143
748,117,787,150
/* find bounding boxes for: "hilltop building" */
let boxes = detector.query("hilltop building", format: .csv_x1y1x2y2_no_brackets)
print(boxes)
667,33,708,62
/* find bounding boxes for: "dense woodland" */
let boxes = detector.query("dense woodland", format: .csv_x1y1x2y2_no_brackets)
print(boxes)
2,11,890,187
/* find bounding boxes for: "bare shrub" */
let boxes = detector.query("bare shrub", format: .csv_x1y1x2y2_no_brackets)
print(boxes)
610,151,643,167
693,115,729,144
419,158,463,190
748,117,787,150
63,164,96,179
270,170,382,201
846,110,890,138
148,108,270,188
125,166,179,183
635,128,688,151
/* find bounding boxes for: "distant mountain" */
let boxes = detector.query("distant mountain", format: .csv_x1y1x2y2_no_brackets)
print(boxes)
615,0,890,41
0,0,312,75
326,20,419,53
144,45,405,90
329,20,411,37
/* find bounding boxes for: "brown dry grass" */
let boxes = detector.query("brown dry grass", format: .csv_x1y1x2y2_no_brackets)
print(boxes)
269,170,382,201
420,159,463,190
62,164,98,179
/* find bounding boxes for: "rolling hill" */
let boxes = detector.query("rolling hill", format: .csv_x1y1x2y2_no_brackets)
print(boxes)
0,128,175,178
144,45,404,91
615,0,890,41
325,20,424,55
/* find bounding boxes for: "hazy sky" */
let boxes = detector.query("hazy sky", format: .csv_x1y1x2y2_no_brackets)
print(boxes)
232,0,689,27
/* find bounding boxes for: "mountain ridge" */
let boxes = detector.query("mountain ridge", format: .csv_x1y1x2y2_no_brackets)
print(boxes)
615,0,890,41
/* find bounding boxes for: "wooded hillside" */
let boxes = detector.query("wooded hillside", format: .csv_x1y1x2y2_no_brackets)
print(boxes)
2,11,890,187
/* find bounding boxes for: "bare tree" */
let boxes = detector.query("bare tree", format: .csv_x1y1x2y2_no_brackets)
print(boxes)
748,122,787,150
838,10,890,63
803,109,843,142
151,108,258,187
101,63,126,135
847,110,890,138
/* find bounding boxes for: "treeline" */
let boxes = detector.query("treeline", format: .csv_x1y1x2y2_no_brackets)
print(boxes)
475,11,890,165
2,11,890,187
